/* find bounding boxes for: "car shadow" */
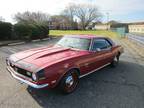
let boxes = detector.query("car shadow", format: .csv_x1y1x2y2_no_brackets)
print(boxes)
27,60,144,108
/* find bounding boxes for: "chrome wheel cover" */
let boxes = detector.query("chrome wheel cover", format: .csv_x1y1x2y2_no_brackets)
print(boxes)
65,75,74,87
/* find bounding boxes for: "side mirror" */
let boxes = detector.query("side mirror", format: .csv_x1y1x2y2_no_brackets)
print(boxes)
96,48,101,52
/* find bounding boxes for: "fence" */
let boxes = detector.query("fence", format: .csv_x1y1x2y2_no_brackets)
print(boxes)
111,27,127,38
126,33,144,45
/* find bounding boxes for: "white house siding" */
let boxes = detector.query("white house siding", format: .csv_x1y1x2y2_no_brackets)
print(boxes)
128,24,144,33
93,24,110,30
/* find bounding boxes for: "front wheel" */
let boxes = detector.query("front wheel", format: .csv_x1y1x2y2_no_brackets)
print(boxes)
59,69,79,94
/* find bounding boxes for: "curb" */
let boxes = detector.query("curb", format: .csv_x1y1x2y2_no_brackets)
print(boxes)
0,41,22,47
0,37,57,47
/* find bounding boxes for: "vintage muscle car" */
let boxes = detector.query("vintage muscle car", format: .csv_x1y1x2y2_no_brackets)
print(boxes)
6,35,124,93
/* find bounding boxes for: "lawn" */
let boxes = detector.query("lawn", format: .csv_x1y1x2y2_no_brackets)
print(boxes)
49,30,120,39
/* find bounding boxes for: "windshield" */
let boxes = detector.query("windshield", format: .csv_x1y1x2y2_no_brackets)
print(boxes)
56,37,91,50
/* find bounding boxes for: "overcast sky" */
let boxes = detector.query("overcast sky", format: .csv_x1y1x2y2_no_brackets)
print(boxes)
0,0,144,23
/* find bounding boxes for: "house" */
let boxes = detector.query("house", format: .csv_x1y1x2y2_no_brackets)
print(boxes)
128,22,144,33
93,24,110,30
93,23,128,31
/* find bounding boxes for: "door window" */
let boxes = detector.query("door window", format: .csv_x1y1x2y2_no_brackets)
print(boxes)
92,39,111,51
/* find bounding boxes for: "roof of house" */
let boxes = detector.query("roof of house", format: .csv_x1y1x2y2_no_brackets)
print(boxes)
128,22,144,25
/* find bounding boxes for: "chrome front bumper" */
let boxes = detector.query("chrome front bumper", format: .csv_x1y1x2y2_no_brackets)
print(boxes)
7,66,48,89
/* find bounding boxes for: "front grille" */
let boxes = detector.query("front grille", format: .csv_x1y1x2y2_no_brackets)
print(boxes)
10,65,32,78
8,60,32,79
17,67,32,78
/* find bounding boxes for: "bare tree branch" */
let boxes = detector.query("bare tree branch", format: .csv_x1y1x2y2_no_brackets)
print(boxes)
14,11,50,24
61,3,77,29
64,3,102,30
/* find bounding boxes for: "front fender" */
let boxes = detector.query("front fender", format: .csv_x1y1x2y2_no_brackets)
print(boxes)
53,64,80,88
43,61,80,88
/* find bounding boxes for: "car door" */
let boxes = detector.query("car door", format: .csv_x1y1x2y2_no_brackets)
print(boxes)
80,38,112,75
91,38,113,66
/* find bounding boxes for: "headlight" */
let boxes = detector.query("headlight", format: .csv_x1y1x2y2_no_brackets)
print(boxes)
32,73,37,81
37,69,45,80
32,69,45,81
14,67,18,72
26,71,31,76
6,58,10,66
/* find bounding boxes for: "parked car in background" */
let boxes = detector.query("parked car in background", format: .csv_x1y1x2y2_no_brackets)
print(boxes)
6,35,124,94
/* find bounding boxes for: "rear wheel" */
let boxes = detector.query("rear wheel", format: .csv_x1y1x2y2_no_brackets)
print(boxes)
59,69,79,94
110,54,120,67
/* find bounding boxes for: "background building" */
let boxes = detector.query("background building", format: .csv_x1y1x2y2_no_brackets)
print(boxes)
128,22,144,33
93,24,110,30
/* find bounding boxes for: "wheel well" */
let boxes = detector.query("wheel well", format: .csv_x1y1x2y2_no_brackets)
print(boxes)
69,68,81,76
118,51,121,56
54,68,80,88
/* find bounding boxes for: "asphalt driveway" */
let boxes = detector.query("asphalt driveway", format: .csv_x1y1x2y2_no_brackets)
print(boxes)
0,38,144,108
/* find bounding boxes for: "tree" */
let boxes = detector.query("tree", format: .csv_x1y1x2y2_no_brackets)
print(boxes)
63,3,102,30
61,4,76,29
0,22,12,40
49,15,71,30
14,11,50,24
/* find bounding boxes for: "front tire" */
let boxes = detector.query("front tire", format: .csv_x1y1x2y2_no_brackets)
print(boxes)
59,69,79,94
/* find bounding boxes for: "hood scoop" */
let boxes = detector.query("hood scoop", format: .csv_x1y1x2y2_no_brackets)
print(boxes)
35,48,70,59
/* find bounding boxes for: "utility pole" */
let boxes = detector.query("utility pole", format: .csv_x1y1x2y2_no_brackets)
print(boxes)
106,12,109,30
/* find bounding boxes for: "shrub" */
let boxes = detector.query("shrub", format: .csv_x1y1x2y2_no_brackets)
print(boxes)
13,24,32,40
31,24,49,39
0,22,12,40
13,23,49,40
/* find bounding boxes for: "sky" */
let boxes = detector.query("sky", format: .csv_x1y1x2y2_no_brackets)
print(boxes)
0,0,144,23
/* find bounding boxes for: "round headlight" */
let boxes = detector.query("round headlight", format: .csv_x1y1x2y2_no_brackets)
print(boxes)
14,67,18,71
6,59,10,65
26,71,31,76
32,73,37,81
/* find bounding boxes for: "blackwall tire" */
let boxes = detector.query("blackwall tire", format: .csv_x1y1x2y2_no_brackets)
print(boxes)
59,69,79,94
110,55,119,67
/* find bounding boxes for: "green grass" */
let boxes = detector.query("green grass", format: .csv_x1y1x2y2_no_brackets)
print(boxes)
49,30,119,39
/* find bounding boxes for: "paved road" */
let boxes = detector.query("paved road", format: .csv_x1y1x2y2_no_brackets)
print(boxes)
0,38,144,108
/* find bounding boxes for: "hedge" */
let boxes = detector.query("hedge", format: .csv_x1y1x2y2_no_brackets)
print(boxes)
13,23,49,40
0,22,12,40
31,24,49,39
13,24,32,40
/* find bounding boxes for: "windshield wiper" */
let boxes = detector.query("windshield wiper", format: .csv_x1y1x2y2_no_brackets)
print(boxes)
67,45,76,48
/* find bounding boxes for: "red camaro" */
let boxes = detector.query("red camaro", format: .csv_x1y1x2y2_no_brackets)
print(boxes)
6,35,123,93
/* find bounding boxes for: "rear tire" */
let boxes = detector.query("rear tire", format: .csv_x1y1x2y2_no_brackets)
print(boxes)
59,69,79,94
110,54,120,67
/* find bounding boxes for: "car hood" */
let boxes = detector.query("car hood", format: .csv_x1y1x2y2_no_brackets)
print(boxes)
9,46,88,71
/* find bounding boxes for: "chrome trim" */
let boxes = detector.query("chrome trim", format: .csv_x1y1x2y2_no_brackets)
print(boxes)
89,38,112,52
89,38,94,51
7,66,48,89
79,63,110,78
66,75,74,87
